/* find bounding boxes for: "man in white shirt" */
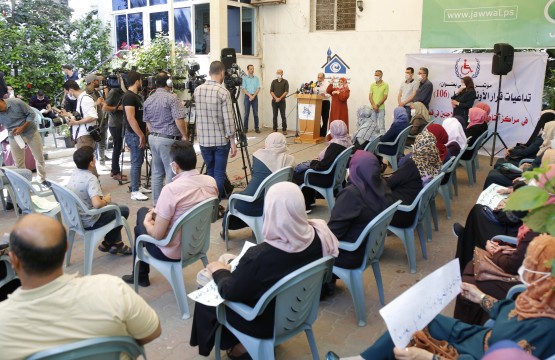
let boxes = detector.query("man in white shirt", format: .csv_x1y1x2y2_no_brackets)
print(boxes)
398,67,419,119
316,72,331,137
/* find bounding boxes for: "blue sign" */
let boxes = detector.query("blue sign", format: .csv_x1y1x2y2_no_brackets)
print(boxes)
322,54,350,75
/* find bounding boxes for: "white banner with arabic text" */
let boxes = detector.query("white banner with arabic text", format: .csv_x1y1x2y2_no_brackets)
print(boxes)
406,53,547,154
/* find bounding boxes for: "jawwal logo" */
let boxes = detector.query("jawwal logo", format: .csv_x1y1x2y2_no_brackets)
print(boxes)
454,58,480,79
545,0,555,24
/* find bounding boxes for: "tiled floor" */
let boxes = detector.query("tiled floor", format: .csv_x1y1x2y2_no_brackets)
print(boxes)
0,129,491,359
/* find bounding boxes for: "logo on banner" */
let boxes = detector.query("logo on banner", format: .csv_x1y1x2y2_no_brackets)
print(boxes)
454,58,480,78
322,47,350,75
545,0,555,24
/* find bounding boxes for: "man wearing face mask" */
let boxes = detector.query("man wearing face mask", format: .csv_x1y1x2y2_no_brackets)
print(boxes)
85,74,108,165
369,70,389,135
398,67,419,120
122,140,218,287
61,64,79,112
194,61,237,204
413,67,433,109
270,69,289,134
203,24,210,54
61,80,98,150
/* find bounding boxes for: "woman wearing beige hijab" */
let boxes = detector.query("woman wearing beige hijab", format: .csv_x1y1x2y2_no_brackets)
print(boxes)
191,182,338,358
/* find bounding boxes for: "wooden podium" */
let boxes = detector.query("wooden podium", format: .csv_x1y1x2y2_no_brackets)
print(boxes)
294,94,325,144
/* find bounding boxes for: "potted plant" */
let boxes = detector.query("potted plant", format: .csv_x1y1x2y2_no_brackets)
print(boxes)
58,124,74,148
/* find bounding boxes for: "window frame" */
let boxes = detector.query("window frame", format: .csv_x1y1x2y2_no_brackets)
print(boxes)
311,0,356,32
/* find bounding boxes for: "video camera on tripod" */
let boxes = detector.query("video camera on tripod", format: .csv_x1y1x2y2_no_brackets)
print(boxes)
185,61,207,95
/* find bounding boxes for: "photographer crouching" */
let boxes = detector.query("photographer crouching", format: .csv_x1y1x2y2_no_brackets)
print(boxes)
60,80,99,177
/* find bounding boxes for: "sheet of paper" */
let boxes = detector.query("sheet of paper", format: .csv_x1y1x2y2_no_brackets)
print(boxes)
187,280,224,307
229,241,256,272
31,195,59,212
379,259,462,348
0,129,8,143
475,183,509,209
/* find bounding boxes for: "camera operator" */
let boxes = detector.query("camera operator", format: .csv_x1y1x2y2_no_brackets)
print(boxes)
143,71,187,206
61,65,78,112
62,80,99,177
102,77,126,181
85,74,108,166
123,71,150,202
194,61,236,203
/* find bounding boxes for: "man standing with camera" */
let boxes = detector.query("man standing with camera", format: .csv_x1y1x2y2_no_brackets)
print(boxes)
85,74,108,166
123,71,150,201
143,71,187,206
194,61,236,203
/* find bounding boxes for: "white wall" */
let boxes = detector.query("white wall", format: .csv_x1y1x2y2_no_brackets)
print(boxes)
256,0,423,132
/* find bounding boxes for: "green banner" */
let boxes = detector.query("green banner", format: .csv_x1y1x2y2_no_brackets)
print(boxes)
421,0,555,48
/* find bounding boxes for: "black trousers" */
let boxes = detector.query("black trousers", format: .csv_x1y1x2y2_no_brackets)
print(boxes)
320,100,330,137
271,99,286,131
109,126,123,175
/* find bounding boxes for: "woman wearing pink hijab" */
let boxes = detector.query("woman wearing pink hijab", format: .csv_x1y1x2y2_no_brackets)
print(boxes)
190,182,338,359
461,107,489,160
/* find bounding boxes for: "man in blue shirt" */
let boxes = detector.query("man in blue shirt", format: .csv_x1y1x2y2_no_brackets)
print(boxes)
242,64,261,133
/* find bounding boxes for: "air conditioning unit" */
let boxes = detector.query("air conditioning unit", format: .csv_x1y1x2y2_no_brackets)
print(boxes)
251,0,286,5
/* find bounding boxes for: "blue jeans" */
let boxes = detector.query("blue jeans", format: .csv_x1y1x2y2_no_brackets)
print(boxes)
370,109,386,135
148,134,175,206
243,96,259,130
200,142,230,200
124,131,144,192
85,204,130,245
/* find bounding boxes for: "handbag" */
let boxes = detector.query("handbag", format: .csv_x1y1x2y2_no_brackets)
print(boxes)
473,247,520,282
409,328,459,360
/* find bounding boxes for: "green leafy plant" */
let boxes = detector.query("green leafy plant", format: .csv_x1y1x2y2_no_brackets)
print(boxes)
58,124,71,139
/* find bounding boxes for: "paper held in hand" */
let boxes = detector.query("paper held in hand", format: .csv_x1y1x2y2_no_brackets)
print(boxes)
188,241,257,307
475,183,509,209
379,259,462,348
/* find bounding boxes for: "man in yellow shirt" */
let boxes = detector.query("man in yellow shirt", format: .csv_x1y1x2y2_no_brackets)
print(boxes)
369,70,389,135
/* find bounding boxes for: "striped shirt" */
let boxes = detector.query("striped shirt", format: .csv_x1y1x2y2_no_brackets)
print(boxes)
143,88,187,137
194,80,235,147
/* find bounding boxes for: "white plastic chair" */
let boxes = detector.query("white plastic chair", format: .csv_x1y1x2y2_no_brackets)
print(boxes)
301,146,353,210
0,254,17,290
459,131,488,186
25,336,146,360
375,126,411,171
31,107,58,148
363,137,380,153
134,197,219,319
1,168,61,221
387,173,445,273
49,181,132,276
214,256,334,360
223,166,293,250
333,201,401,326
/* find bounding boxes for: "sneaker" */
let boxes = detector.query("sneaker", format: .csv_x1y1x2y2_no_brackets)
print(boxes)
41,180,52,189
255,129,261,134
452,222,464,238
139,186,152,193
122,274,150,287
131,191,149,201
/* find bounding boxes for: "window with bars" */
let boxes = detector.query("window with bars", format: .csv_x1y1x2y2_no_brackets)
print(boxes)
312,0,356,31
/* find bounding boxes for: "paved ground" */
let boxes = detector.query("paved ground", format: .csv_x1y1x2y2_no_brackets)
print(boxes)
0,128,491,359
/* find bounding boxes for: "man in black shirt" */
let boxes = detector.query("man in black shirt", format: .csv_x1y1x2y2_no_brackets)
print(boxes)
413,67,433,109
122,71,150,201
270,69,289,134
103,79,126,181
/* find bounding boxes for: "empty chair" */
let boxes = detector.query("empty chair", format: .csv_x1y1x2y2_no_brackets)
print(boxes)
333,201,401,326
223,166,292,250
387,173,444,273
25,336,146,360
375,126,411,171
31,107,58,148
1,167,60,220
300,145,353,210
214,256,334,360
459,130,488,186
49,181,132,276
134,197,218,319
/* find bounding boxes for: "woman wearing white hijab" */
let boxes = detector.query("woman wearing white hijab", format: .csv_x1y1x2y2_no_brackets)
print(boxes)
442,117,467,157
222,132,294,235
191,182,339,359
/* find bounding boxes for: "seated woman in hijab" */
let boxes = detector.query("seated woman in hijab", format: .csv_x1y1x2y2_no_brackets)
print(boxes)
190,182,339,359
222,132,294,237
326,234,555,360
442,116,467,158
405,102,430,146
292,120,352,211
426,124,450,164
461,107,489,160
385,131,442,228
352,105,380,151
377,107,410,156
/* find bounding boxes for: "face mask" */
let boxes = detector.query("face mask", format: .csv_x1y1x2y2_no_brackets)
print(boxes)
170,162,177,175
276,74,282,80
8,90,14,97
417,74,423,81
203,28,208,33
374,76,380,82
68,94,76,101
410,109,416,117
405,74,411,80
517,265,551,286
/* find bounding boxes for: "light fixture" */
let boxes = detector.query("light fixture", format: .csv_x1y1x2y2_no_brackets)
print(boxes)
357,0,364,12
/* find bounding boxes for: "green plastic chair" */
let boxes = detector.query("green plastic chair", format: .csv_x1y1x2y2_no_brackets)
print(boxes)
134,197,218,320
333,201,401,326
25,336,146,360
214,256,335,360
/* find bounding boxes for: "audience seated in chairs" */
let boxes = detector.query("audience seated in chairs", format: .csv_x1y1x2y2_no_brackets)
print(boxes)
324,150,387,296
189,182,339,358
426,124,450,163
222,132,294,235
67,146,132,255
0,214,161,359
376,107,409,156
292,120,352,211
122,140,218,287
405,101,430,146
28,90,57,121
386,131,442,228
352,105,380,151
460,107,489,161
442,116,467,158
326,234,555,360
